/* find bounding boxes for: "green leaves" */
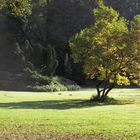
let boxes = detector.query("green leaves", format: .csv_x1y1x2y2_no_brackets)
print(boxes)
0,0,32,17
93,1,119,28
69,1,140,86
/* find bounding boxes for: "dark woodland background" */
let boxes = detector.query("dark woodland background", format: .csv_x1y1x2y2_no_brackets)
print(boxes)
0,0,139,91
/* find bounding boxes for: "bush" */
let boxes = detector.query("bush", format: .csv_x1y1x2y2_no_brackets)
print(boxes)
24,68,51,84
25,68,80,92
65,84,80,91
27,81,67,92
52,76,80,91
90,95,117,103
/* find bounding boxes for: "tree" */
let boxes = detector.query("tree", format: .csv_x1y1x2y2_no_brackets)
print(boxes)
104,0,140,20
69,1,140,102
0,0,31,17
128,15,140,86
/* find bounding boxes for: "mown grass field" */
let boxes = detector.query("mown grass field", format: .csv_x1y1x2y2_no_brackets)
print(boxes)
0,88,140,140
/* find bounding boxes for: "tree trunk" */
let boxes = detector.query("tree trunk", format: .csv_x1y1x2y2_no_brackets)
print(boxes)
91,81,115,102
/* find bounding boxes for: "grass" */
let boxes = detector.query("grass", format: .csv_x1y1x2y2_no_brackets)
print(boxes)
0,88,140,139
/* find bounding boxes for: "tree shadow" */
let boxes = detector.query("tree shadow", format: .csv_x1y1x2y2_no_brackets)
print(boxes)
0,99,129,110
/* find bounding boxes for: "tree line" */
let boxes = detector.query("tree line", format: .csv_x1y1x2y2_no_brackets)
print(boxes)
0,0,139,94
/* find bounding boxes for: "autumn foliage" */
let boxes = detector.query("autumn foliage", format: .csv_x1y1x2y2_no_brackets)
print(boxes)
70,1,140,101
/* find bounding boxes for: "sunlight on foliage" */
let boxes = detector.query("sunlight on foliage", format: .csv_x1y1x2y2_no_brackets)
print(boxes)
0,0,31,17
70,1,140,88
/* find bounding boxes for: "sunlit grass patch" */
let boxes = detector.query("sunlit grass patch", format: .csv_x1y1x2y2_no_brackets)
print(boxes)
0,88,139,139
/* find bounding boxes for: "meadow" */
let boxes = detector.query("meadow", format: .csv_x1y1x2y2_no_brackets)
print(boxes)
0,88,140,140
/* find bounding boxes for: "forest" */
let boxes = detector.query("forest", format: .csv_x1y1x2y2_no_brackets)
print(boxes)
0,0,139,92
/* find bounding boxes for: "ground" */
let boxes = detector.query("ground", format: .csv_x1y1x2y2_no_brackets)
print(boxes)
0,88,140,140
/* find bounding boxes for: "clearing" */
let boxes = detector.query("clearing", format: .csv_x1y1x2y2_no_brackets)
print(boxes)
0,88,140,140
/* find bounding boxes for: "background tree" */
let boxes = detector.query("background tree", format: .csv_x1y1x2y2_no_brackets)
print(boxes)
69,1,140,102
0,0,31,17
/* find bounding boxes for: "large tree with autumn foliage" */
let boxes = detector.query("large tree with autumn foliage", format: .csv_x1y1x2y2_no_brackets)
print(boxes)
69,1,140,101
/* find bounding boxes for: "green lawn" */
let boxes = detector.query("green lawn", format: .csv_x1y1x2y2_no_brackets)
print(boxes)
0,89,140,140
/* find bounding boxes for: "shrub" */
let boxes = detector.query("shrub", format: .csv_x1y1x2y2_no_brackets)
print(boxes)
24,68,80,92
52,76,80,91
65,84,80,91
24,68,51,84
90,95,117,103
27,81,67,92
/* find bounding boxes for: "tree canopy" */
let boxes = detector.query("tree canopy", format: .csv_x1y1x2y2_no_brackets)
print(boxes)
69,1,140,101
0,0,31,17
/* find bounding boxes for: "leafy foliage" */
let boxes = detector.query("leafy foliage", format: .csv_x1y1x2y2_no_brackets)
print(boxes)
0,0,31,17
70,1,140,101
25,68,80,92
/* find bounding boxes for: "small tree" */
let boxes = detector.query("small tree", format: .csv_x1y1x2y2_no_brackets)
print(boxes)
69,1,140,102
46,45,59,77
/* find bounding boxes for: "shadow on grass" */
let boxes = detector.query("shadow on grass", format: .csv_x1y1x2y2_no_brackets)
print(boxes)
0,99,131,110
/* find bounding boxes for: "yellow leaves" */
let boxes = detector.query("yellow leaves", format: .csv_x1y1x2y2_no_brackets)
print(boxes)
9,0,32,17
69,1,140,87
98,66,106,80
94,36,106,46
109,78,115,84
0,0,6,9
132,80,140,86
0,0,32,17
93,1,119,25
83,64,96,79
116,74,130,85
